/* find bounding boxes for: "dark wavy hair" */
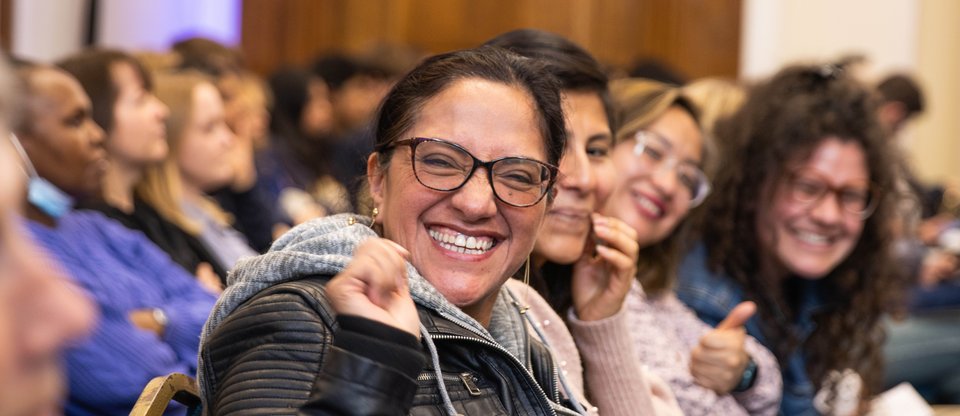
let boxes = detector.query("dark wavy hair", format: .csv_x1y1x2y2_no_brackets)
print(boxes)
374,46,566,170
700,64,906,408
484,29,615,136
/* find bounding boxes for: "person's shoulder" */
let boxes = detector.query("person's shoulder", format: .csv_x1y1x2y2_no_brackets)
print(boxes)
240,275,337,319
503,278,562,328
60,210,120,235
208,275,338,349
675,242,744,317
676,243,735,288
67,210,155,244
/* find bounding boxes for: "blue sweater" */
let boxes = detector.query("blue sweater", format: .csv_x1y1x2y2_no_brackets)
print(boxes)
27,211,217,416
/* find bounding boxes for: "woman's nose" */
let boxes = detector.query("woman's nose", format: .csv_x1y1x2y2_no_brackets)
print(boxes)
649,161,680,197
450,168,498,220
808,191,845,224
558,150,595,195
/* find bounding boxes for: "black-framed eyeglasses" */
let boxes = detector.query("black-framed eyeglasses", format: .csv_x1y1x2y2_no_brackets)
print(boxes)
381,137,559,207
785,171,879,220
632,130,711,207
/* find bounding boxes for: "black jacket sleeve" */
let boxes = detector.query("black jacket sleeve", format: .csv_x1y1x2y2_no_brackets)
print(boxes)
201,279,426,416
299,316,426,415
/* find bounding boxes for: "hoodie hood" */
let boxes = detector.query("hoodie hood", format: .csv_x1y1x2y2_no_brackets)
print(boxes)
198,213,534,398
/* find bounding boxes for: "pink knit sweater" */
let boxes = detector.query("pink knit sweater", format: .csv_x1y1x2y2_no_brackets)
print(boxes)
505,279,683,416
624,281,782,415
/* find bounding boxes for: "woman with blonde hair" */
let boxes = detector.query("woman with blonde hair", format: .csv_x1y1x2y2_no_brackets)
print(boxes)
604,78,782,415
682,77,745,177
683,78,746,137
142,71,256,283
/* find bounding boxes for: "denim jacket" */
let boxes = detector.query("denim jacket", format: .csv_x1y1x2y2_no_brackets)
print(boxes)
677,243,827,416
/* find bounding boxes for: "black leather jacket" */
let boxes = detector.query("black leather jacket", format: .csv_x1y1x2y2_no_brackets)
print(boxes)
201,276,575,415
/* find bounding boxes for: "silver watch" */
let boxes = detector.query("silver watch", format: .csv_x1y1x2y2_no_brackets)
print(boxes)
152,307,169,329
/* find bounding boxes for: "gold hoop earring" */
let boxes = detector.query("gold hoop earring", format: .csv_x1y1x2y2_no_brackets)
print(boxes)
371,207,379,223
522,256,530,287
518,256,531,314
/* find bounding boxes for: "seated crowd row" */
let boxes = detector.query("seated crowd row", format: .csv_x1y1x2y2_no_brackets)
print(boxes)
0,29,956,416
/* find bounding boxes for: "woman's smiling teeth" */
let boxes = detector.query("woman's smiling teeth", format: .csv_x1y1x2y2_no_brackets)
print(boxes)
794,230,831,245
635,193,663,217
429,228,495,255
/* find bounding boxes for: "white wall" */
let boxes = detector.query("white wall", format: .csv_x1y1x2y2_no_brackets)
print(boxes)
11,0,87,62
911,1,960,184
9,0,241,62
741,0,960,185
740,0,919,81
98,0,241,51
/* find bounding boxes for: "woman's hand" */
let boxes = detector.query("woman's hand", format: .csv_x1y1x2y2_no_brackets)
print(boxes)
690,301,756,394
571,214,640,321
195,262,224,294
326,238,420,338
919,249,959,288
128,309,165,337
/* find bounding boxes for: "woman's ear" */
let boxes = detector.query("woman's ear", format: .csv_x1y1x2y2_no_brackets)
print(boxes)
367,153,385,208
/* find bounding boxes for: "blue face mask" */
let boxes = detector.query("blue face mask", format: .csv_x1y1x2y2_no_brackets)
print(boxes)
8,133,75,219
27,176,75,219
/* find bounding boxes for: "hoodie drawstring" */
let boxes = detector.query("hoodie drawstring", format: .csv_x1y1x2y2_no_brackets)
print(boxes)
420,323,459,416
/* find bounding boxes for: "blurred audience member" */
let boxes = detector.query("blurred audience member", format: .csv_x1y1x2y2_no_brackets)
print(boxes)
145,71,256,275
0,55,96,416
677,64,905,415
312,46,421,206
261,67,345,222
878,74,945,221
877,73,960,405
13,62,216,416
605,78,781,415
214,71,278,251
59,49,228,286
311,52,392,137
173,37,281,252
171,36,244,79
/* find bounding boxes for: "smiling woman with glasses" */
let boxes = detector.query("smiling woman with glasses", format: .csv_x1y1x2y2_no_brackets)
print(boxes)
198,46,588,415
632,130,711,207
784,169,878,220
676,64,903,415
599,78,782,416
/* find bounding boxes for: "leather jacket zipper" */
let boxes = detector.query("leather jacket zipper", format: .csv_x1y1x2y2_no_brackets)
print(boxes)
416,372,483,396
430,333,559,416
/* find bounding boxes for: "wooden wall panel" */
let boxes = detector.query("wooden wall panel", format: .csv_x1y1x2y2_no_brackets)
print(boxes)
1,0,11,51
241,0,742,80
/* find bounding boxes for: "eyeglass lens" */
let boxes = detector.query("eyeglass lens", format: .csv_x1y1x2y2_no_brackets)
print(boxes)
788,173,874,217
633,131,709,203
410,139,552,207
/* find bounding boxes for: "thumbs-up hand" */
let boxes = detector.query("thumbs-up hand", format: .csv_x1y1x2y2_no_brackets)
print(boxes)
326,238,420,339
690,301,756,394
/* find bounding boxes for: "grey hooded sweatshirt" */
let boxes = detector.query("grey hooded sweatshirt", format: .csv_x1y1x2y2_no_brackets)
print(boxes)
197,213,578,415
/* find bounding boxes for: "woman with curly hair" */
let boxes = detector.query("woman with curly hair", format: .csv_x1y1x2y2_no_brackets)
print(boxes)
676,64,906,415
